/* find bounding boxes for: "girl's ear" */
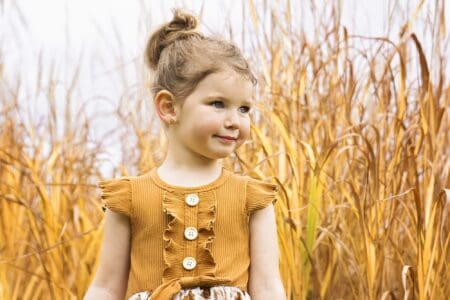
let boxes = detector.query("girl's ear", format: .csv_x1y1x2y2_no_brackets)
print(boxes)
154,90,179,125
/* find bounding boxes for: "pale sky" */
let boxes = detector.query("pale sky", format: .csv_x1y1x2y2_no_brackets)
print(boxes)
6,0,441,92
1,0,448,175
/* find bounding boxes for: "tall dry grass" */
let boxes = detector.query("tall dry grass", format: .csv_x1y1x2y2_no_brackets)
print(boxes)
241,1,449,299
1,1,449,299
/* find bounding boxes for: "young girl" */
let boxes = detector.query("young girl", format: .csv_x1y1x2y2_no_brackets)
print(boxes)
84,9,285,300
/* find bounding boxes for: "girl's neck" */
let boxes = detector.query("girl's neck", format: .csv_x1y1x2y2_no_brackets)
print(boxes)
157,158,223,188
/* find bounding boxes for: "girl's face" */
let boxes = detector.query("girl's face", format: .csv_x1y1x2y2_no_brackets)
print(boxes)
171,69,254,160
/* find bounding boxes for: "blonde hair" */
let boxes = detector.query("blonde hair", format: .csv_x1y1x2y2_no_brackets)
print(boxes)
145,8,257,101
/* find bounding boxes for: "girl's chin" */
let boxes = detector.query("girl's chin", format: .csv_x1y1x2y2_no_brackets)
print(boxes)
201,149,234,160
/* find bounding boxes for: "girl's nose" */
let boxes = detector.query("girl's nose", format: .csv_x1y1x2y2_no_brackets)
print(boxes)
224,110,239,128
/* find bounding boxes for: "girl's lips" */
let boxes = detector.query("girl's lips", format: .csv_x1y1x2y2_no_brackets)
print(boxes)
215,135,237,141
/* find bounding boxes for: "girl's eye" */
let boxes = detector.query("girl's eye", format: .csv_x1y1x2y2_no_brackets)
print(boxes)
210,101,224,108
239,106,251,113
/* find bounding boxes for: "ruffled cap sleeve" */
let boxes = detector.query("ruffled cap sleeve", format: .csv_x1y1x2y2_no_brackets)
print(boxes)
98,177,131,217
246,177,279,215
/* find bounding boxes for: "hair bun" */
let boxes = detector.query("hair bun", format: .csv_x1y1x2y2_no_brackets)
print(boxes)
145,9,201,70
166,9,198,33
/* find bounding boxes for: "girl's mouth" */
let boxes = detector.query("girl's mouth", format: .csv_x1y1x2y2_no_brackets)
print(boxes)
215,135,237,142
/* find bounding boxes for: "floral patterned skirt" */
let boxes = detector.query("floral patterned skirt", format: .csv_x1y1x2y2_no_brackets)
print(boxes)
129,286,251,300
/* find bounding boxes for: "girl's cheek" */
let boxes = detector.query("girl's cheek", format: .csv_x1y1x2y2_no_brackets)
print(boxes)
193,116,222,132
241,119,251,135
241,130,250,142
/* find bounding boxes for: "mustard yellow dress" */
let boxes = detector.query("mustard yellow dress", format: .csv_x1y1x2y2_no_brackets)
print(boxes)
99,166,278,300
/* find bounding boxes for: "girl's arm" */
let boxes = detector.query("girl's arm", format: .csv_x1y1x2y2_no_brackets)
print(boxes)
84,209,131,300
248,204,286,300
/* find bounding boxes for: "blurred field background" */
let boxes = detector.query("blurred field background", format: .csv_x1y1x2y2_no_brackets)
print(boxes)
1,0,449,299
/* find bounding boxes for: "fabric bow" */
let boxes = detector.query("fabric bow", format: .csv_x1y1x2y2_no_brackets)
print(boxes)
149,275,232,299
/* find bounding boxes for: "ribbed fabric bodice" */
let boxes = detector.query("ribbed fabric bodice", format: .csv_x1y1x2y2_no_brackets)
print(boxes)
98,167,278,299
